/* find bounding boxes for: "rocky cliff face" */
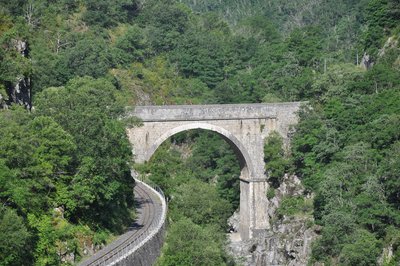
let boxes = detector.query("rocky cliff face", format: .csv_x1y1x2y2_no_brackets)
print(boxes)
227,175,319,266
6,75,32,109
1,39,32,110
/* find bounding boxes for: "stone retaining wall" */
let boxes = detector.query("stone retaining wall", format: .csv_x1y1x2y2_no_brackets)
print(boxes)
116,221,166,266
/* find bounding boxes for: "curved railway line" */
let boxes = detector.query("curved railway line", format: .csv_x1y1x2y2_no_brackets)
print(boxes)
79,178,166,266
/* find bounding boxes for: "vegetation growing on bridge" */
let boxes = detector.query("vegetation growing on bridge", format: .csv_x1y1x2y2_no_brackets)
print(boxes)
0,0,399,265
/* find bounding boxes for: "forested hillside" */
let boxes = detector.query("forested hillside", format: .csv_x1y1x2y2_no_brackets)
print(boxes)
0,0,399,265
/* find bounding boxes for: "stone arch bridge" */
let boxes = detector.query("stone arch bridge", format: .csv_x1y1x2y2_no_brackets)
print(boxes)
126,103,302,240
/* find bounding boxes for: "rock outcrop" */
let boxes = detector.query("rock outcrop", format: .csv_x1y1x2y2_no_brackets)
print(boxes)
360,52,374,70
1,39,32,110
6,75,32,109
227,175,319,266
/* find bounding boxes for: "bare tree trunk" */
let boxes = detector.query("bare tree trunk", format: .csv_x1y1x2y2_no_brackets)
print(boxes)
25,1,38,28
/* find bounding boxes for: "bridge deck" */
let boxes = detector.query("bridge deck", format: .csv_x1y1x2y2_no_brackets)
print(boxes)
128,102,303,122
78,181,163,266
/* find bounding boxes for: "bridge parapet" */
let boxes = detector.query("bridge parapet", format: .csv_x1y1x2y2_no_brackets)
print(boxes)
79,174,167,266
129,102,301,122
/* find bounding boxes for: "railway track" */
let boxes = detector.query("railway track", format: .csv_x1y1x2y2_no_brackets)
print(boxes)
79,179,165,266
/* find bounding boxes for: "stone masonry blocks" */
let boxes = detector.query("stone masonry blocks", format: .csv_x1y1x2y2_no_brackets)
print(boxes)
126,103,302,240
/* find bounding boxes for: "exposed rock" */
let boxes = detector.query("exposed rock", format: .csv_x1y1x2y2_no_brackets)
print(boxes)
134,86,152,105
170,142,192,160
378,243,397,265
228,210,240,233
6,76,32,109
228,232,263,265
81,242,105,257
359,34,400,71
0,92,8,109
53,206,65,219
378,35,399,58
360,52,374,69
227,175,318,266
268,174,304,219
12,39,29,56
2,39,32,109
261,216,317,266
59,248,75,264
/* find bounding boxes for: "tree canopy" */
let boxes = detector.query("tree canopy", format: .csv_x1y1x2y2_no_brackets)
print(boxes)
0,0,399,264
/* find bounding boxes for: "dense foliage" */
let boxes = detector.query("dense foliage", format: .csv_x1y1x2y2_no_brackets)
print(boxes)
0,0,399,264
264,132,291,188
137,131,239,265
0,78,134,264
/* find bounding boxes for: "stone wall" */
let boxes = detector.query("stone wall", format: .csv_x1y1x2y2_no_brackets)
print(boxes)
79,177,168,266
112,178,167,266
116,221,166,266
129,102,301,123
127,102,303,240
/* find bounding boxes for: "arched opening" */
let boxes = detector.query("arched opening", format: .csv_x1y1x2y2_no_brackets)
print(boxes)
144,122,254,179
135,123,254,241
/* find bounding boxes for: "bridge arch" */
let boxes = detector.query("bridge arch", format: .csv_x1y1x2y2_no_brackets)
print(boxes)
144,122,254,179
127,103,302,239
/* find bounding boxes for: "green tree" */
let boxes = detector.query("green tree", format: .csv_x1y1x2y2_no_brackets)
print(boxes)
287,26,324,68
114,25,148,65
140,0,190,52
171,179,232,229
184,131,240,208
158,218,227,266
238,16,281,44
0,108,75,214
35,77,134,231
56,35,116,83
264,131,290,188
0,206,31,266
171,30,226,88
139,141,189,197
312,211,357,260
363,0,394,56
83,0,139,27
339,229,382,266
381,142,400,210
